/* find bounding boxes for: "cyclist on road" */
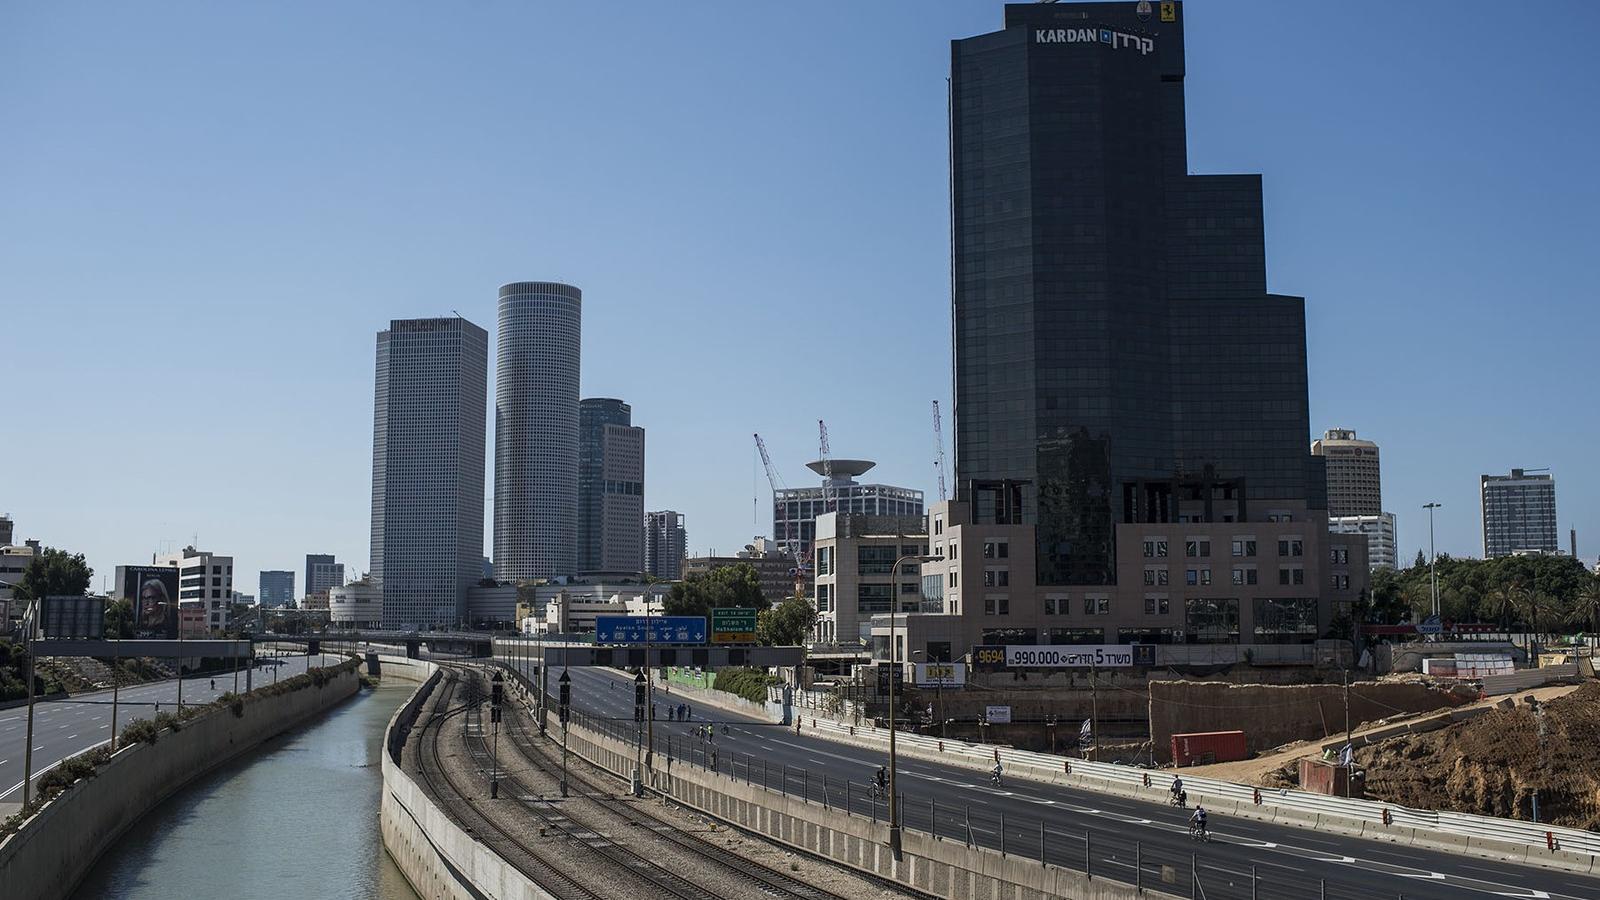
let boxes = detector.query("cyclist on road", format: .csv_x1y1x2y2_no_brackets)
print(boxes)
1189,805,1209,839
1170,775,1185,805
873,765,887,796
991,761,1003,786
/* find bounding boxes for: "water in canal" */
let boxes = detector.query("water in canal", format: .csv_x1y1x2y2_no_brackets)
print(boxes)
74,682,421,900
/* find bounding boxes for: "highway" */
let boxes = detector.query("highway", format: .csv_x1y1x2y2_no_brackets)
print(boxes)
0,652,334,802
506,657,1599,900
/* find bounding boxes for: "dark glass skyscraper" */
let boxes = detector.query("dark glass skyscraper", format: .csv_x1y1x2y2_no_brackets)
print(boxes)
952,2,1322,587
578,398,645,574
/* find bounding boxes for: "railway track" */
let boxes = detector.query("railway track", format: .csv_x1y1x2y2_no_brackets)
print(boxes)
482,669,860,900
414,668,608,900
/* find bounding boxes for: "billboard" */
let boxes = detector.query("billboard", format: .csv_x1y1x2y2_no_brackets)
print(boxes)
1003,644,1155,669
121,566,179,638
913,662,966,688
42,596,105,640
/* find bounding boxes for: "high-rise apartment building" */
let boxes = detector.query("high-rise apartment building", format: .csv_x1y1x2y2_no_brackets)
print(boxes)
1481,468,1558,558
1329,513,1398,570
305,553,345,597
371,317,488,628
494,282,581,581
900,2,1365,654
1311,429,1382,517
773,459,923,562
154,545,234,632
258,570,295,607
578,398,645,574
645,510,687,580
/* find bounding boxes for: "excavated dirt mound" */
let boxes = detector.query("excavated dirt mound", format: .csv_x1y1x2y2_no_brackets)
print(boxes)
1357,681,1600,829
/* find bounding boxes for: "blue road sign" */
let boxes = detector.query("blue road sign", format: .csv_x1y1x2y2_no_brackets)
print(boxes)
595,615,708,645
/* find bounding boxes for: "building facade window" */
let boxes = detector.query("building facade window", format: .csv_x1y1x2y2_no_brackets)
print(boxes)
1143,539,1169,558
1231,566,1258,586
1083,596,1110,615
1184,598,1240,644
1231,539,1256,557
983,568,1009,587
1278,566,1305,586
1277,539,1304,558
1044,595,1068,615
1143,595,1170,615
983,541,1009,559
984,595,1010,615
1185,540,1211,558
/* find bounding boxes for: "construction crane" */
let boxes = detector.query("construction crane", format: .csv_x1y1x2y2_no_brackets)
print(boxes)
754,433,810,599
932,400,948,502
818,419,836,514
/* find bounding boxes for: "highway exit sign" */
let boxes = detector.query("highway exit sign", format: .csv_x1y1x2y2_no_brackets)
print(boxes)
711,607,758,644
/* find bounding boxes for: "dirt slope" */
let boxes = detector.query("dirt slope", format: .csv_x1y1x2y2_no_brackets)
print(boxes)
1356,681,1600,829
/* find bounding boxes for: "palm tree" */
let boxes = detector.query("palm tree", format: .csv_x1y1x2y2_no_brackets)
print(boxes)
1486,583,1519,629
1566,578,1600,634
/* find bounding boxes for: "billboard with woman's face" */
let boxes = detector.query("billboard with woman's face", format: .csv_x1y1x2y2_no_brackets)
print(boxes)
121,566,179,638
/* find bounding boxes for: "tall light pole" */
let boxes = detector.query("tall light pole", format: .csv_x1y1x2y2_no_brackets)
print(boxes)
1424,502,1443,619
886,553,936,858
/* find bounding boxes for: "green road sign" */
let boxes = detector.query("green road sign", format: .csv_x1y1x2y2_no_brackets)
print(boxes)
711,607,758,644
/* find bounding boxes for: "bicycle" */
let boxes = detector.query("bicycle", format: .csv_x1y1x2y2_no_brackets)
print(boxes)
1188,822,1210,843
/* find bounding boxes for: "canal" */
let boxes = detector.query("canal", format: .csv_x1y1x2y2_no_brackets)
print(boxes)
74,681,421,900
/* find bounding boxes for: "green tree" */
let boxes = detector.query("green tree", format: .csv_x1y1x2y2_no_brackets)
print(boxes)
104,598,135,639
756,595,816,646
1565,577,1600,633
664,564,769,619
13,547,93,604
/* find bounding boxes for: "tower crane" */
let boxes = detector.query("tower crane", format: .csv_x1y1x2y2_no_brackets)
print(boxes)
818,419,836,513
754,433,810,599
932,400,948,502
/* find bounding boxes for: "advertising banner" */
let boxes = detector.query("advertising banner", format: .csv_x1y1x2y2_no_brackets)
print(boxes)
985,705,1012,724
913,662,966,688
42,595,105,640
1003,644,1154,668
122,566,179,639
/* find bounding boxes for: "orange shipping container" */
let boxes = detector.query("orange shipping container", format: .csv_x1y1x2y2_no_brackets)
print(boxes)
1171,730,1248,766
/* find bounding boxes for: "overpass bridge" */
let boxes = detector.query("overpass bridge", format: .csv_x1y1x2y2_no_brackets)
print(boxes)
252,630,496,658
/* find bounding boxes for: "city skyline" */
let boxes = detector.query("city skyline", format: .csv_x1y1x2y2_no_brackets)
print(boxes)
5,2,1597,587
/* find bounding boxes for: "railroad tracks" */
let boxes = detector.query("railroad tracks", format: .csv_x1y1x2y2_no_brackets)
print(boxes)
419,664,859,900
414,668,607,900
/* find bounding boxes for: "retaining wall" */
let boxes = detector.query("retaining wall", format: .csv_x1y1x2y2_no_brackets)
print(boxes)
0,662,361,900
564,712,1180,900
374,655,556,900
652,671,785,722
1148,679,1476,758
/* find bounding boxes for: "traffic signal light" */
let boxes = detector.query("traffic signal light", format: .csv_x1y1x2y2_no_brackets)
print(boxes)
558,671,571,723
491,671,505,706
634,671,646,722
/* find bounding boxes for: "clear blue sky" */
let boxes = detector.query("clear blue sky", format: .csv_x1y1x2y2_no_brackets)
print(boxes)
4,2,1596,593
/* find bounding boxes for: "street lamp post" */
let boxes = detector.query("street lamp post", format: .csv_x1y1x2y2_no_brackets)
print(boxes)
886,553,936,858
1424,502,1443,619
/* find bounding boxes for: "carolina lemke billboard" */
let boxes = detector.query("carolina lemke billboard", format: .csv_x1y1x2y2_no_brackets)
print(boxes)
121,566,179,638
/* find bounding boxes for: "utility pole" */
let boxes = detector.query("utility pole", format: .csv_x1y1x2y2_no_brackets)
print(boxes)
1424,502,1443,620
1343,667,1353,798
1090,658,1100,762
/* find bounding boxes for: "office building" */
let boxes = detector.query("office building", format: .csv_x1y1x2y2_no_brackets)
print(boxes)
494,281,581,581
902,2,1365,655
329,581,382,629
305,554,344,597
371,316,488,628
0,515,13,546
645,510,688,580
772,459,923,562
1328,513,1398,571
578,398,645,575
1311,429,1382,517
1481,469,1558,558
465,582,519,627
154,545,234,632
258,570,295,607
811,513,929,647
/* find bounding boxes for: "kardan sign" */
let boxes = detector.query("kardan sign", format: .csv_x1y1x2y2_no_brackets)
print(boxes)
1003,644,1155,668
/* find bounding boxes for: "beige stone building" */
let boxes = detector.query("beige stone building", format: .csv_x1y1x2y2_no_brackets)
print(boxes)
873,493,1367,665
810,512,929,647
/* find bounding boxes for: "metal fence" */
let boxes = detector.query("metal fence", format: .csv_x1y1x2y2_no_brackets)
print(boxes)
565,707,1413,900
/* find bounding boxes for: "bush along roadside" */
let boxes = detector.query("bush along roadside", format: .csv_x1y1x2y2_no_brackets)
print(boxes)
0,657,362,840
712,667,780,703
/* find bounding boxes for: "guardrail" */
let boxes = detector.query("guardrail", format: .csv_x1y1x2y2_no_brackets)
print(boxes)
796,712,1600,867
